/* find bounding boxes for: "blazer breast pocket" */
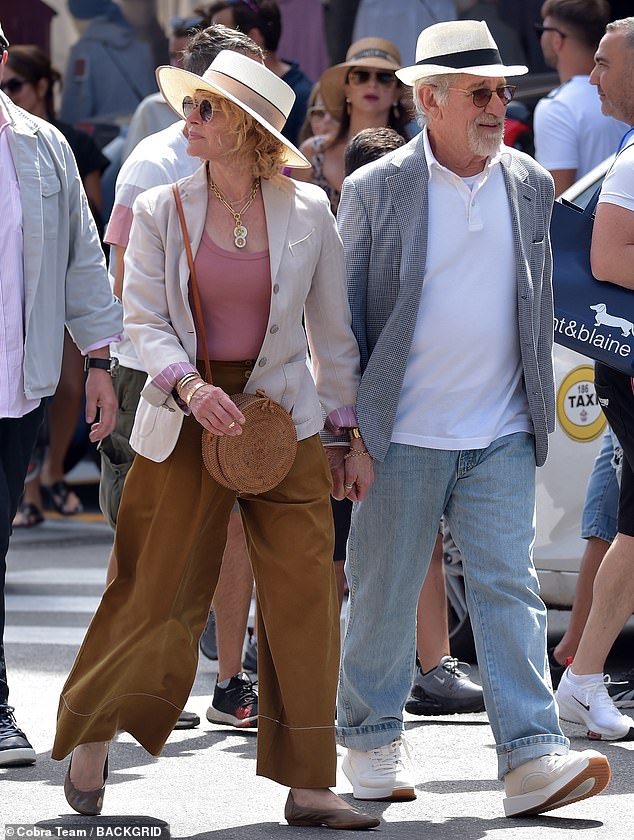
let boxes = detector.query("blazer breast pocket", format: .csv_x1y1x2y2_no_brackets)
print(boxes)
288,228,316,257
41,174,62,238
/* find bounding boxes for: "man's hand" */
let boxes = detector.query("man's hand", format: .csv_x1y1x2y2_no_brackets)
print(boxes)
326,445,374,501
85,369,118,442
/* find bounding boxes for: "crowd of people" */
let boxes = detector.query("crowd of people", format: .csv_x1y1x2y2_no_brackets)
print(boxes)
2,0,634,830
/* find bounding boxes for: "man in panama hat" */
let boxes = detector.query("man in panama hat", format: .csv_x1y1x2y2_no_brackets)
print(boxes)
336,19,612,818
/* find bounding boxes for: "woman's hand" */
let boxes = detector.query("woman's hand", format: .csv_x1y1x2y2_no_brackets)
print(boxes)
189,384,245,436
326,446,347,498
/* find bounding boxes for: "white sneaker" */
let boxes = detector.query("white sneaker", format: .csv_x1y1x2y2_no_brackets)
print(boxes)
503,750,611,817
556,667,634,740
342,737,416,801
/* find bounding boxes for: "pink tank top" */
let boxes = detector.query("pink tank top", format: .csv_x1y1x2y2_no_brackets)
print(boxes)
192,230,271,360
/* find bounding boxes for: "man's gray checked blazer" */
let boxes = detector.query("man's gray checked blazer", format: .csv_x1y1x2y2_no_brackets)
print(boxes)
337,132,556,467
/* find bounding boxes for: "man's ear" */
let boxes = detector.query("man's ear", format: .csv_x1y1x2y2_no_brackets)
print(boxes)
418,84,440,119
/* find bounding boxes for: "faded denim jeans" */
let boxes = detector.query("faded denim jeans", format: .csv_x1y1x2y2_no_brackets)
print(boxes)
337,433,568,778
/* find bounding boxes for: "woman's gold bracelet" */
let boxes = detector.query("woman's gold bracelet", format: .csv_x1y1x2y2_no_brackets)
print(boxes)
344,449,371,460
176,373,201,395
184,381,207,407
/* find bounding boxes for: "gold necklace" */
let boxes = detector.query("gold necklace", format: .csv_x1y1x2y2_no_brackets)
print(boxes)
209,178,261,249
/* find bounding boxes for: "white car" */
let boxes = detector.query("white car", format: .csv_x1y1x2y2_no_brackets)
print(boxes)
448,158,613,657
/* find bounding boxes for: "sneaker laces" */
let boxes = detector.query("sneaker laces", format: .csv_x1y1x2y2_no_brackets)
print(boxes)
440,656,471,679
604,672,628,689
0,705,26,738
583,678,622,715
368,736,413,774
226,672,258,705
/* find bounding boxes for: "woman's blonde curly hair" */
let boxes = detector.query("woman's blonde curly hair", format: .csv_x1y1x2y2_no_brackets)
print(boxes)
201,91,287,179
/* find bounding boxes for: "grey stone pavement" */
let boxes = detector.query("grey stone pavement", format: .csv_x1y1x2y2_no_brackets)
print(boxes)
2,504,634,840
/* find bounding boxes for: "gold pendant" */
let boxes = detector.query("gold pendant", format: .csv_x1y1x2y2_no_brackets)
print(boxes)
234,224,247,249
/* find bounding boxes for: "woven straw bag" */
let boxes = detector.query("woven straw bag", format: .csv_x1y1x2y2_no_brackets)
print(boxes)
173,184,297,495
202,390,297,494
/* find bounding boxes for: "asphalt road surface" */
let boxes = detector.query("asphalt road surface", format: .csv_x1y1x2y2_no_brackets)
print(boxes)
3,502,634,840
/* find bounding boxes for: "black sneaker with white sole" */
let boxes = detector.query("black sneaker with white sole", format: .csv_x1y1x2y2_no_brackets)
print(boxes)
0,705,36,767
206,672,258,728
405,656,485,715
607,667,634,708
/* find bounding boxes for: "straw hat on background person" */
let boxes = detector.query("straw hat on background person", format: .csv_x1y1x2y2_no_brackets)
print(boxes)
319,36,402,121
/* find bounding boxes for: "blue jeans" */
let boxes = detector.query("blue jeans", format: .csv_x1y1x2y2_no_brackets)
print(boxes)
580,427,621,542
338,432,568,778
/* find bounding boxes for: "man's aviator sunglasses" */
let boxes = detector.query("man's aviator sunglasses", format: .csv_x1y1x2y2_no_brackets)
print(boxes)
182,95,214,122
447,84,516,108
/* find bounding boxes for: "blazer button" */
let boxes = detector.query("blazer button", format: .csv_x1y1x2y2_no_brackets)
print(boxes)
273,284,280,294
270,325,279,334
258,357,267,367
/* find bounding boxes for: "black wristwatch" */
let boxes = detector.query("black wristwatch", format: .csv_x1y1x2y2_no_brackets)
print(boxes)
84,356,116,374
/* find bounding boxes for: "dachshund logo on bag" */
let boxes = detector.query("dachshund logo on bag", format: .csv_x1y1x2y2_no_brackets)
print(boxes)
590,303,634,337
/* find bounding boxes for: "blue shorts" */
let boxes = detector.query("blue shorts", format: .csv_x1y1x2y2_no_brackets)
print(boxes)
580,427,621,543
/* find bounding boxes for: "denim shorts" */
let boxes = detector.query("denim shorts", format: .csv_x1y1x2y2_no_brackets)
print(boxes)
594,364,634,537
580,427,620,543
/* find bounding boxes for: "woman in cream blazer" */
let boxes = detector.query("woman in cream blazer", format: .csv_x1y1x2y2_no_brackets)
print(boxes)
53,50,377,830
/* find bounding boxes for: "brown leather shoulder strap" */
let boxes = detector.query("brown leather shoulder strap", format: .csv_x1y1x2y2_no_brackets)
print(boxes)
172,183,213,385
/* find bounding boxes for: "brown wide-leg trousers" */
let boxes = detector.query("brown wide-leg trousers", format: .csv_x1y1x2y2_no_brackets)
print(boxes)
52,361,340,788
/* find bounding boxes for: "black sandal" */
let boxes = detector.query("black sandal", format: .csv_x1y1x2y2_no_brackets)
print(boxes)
42,480,83,516
13,502,45,528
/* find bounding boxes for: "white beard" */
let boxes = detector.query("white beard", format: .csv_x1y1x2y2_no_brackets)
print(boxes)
467,120,504,158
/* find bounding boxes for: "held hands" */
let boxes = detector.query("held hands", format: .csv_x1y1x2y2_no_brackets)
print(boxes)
326,443,374,502
85,369,118,442
182,379,245,436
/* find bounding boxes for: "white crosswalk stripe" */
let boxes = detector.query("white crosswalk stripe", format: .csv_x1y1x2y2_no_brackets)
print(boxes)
5,564,104,646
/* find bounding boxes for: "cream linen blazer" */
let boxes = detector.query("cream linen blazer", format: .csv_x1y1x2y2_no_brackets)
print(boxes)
123,165,361,462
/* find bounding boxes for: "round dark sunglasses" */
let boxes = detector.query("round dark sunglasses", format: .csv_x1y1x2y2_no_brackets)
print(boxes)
347,69,397,87
447,84,517,108
182,95,214,122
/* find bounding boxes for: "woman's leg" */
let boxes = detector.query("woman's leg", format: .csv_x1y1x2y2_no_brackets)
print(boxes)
240,435,339,790
52,414,236,763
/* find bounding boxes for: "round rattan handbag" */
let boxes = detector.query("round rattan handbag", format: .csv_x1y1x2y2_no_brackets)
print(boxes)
173,185,297,494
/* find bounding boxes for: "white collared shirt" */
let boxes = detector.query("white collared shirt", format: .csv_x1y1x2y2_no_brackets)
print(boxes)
391,127,532,450
0,98,40,418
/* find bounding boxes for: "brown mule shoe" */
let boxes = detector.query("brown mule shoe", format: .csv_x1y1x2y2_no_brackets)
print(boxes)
284,792,380,830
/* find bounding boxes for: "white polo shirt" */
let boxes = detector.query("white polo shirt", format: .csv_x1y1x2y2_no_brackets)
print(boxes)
391,128,532,450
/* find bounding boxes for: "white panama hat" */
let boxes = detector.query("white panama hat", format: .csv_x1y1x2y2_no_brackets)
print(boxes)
156,50,310,169
396,20,527,86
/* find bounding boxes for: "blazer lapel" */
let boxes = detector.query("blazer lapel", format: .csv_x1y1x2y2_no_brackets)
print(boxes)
262,177,292,290
386,144,429,289
501,154,536,301
175,164,209,300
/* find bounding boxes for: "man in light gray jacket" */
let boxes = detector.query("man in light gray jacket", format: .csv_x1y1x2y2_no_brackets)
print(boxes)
0,23,122,768
336,19,612,818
